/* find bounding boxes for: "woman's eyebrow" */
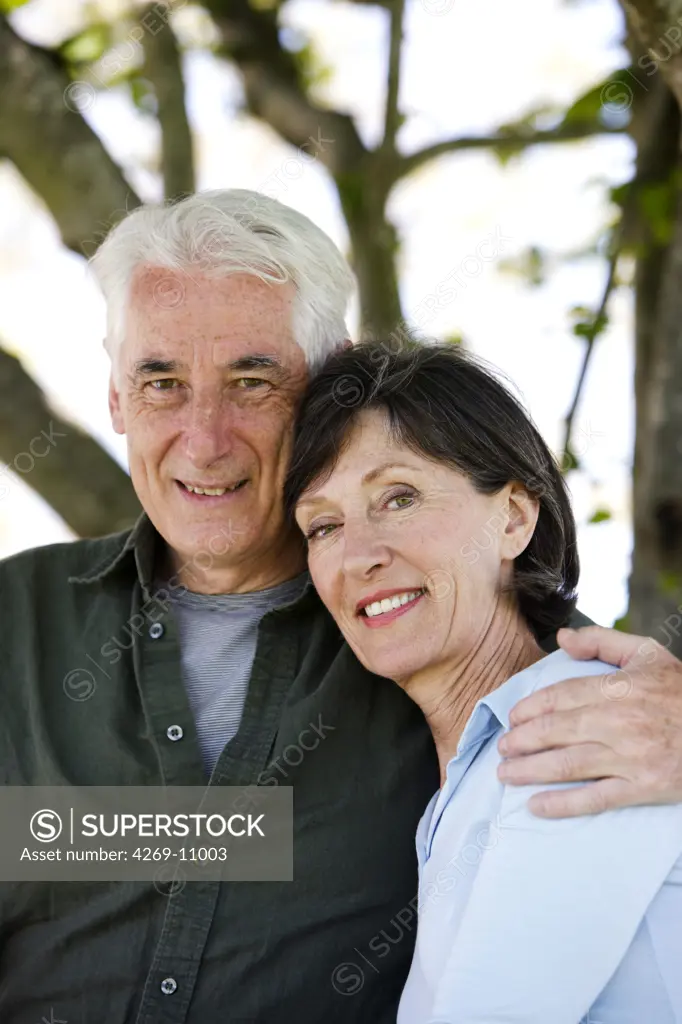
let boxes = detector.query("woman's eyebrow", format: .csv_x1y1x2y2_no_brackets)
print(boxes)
297,462,418,509
361,461,418,484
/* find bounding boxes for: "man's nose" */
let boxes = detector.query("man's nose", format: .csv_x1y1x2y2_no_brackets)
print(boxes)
341,517,393,580
183,394,234,468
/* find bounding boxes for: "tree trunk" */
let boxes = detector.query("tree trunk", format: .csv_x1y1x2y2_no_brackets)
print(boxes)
336,167,403,338
628,80,682,651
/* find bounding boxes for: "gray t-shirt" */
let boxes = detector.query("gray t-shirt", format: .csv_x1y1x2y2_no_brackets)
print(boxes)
166,571,310,774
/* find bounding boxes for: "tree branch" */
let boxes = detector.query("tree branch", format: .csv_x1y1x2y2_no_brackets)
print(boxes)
620,0,682,108
562,256,619,463
562,204,631,462
380,0,405,155
0,15,140,255
0,346,140,537
140,3,195,201
204,0,367,175
395,121,628,184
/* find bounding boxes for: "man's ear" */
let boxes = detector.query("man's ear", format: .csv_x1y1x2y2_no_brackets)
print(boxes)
109,374,125,435
339,338,353,351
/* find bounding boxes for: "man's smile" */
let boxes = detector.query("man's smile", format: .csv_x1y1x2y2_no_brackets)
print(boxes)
176,478,249,502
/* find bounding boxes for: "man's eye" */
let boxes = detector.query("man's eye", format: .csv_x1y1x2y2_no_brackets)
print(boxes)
236,377,270,390
148,379,181,392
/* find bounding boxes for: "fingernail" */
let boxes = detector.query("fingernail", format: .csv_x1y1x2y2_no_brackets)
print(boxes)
497,761,510,780
498,736,509,755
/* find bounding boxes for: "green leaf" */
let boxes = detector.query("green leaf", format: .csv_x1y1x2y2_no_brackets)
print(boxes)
638,179,677,246
0,0,30,12
560,446,579,473
130,76,157,115
563,69,634,130
290,40,332,91
498,246,546,286
60,24,112,65
570,308,609,342
658,570,682,599
588,508,612,524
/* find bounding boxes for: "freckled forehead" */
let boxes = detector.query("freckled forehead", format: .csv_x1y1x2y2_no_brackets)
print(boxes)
126,265,305,368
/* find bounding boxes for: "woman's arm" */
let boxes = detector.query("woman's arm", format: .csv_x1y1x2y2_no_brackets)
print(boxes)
429,779,682,1023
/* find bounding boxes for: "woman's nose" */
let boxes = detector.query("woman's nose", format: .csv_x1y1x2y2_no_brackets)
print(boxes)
341,520,393,580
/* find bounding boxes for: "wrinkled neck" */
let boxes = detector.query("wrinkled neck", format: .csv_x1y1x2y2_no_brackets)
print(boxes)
401,602,544,786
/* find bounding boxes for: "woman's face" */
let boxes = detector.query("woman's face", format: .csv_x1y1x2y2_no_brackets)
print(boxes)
294,408,538,683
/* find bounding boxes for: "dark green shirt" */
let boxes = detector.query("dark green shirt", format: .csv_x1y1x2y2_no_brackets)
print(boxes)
0,516,591,1024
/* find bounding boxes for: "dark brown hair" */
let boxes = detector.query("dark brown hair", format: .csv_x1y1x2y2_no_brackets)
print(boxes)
284,340,578,639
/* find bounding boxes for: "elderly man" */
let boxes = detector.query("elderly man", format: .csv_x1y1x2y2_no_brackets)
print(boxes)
0,189,681,1024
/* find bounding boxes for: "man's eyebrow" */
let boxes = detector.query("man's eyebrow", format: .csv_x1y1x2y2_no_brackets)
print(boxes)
133,358,181,377
226,354,285,373
132,355,286,377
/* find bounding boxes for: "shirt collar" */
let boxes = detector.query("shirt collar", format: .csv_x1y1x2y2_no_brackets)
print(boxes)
452,648,570,761
68,511,317,610
67,513,156,597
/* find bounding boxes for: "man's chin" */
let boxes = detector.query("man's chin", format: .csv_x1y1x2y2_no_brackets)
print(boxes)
163,518,249,575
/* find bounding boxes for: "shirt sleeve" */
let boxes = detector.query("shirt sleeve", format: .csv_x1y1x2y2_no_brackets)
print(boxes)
428,780,682,1024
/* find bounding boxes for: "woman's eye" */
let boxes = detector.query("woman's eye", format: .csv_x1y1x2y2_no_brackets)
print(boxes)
306,523,338,542
385,491,415,510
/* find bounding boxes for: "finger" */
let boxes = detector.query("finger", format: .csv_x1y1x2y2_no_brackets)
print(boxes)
497,743,614,786
557,625,676,670
508,674,597,726
509,666,637,726
498,707,612,758
526,777,636,819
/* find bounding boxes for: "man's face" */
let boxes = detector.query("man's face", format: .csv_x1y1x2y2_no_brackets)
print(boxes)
109,266,309,587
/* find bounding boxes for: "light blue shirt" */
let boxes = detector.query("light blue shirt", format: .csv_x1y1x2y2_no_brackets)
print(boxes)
397,649,682,1024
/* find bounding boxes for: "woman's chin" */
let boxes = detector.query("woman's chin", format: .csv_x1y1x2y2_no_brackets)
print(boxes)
356,646,426,684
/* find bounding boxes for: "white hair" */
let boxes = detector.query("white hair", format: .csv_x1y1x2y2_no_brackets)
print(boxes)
90,189,356,379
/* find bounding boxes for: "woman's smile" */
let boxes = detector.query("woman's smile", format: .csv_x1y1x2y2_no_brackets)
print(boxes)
356,586,426,628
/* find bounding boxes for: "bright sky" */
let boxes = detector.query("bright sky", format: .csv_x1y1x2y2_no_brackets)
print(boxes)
0,0,634,626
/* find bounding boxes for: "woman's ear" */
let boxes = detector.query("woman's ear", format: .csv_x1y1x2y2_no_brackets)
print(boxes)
500,483,540,560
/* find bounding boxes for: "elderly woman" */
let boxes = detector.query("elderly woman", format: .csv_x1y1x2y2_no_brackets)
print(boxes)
284,341,682,1024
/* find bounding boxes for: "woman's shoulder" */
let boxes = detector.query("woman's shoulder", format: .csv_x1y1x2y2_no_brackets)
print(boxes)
527,648,619,696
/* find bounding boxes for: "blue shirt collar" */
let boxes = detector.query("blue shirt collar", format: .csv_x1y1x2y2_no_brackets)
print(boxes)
454,649,574,758
421,650,572,861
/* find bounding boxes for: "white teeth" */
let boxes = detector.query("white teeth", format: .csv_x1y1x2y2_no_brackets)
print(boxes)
363,590,423,618
183,482,242,496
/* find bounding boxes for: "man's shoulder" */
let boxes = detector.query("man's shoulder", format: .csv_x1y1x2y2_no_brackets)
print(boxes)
539,607,595,653
0,528,133,589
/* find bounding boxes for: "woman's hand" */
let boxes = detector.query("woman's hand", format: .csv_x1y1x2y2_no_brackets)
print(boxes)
497,625,682,817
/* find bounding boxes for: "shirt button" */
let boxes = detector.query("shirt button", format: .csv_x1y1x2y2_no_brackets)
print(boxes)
167,725,184,742
149,622,164,640
160,977,177,995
